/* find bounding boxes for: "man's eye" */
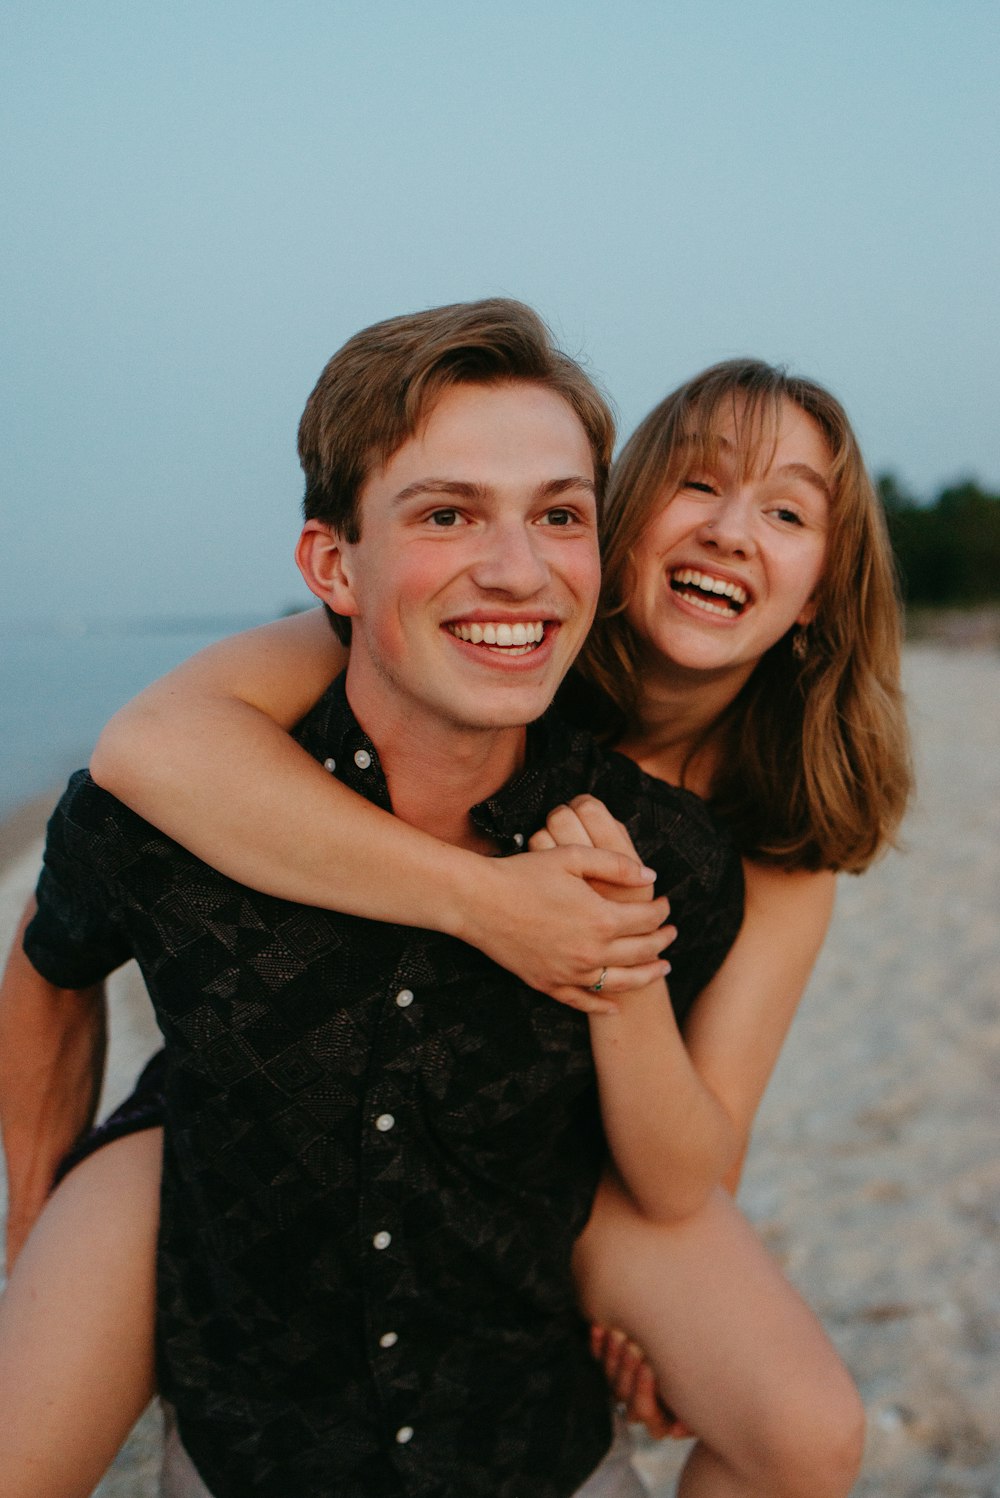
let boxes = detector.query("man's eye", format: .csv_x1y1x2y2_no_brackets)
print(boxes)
429,509,461,527
542,508,576,526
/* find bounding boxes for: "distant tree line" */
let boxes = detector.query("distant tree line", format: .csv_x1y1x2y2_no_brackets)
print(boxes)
878,475,1000,606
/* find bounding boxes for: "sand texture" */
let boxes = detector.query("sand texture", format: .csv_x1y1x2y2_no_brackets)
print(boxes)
0,643,997,1497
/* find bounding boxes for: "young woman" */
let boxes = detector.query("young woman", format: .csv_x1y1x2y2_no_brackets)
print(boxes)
0,359,911,1498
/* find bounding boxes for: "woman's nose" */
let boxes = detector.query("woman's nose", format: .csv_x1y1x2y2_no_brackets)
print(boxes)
698,493,756,557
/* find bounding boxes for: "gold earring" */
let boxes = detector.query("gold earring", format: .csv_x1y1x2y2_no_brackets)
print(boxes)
791,626,810,661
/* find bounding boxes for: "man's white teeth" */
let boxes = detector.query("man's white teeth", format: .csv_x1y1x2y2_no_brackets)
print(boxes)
448,621,545,648
671,568,748,611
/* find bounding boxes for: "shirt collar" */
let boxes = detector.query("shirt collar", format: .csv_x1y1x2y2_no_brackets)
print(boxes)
295,673,590,857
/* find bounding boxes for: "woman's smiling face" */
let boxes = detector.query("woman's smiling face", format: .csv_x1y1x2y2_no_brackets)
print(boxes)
625,397,831,686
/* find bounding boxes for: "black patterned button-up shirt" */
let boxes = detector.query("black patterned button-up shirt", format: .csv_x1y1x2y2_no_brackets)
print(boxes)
25,676,743,1498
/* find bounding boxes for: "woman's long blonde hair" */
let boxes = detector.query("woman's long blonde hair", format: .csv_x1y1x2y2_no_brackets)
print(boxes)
581,359,912,873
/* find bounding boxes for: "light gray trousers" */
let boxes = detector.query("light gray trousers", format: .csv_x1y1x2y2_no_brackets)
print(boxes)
160,1404,645,1498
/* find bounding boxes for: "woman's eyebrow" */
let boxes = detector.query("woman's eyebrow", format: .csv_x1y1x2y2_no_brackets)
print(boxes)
775,462,833,502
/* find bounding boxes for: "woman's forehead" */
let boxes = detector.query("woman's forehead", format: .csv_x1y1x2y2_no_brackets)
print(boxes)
683,394,831,480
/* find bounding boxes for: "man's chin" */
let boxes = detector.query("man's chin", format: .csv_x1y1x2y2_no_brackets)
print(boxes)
441,678,564,732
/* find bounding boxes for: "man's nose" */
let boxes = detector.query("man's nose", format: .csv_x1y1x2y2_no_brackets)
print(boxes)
697,492,757,557
470,522,551,595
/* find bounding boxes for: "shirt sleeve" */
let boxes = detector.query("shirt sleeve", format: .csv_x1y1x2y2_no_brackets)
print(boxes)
23,772,135,989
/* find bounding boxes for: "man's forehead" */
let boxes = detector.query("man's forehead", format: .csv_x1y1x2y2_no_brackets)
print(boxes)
419,379,589,440
365,381,596,494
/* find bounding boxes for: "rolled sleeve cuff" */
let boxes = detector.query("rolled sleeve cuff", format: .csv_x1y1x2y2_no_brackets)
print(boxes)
24,865,131,990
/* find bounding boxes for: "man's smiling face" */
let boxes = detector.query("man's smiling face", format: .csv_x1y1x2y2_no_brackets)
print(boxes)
298,380,601,744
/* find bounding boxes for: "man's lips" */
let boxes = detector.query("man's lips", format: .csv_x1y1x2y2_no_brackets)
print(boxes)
445,619,547,655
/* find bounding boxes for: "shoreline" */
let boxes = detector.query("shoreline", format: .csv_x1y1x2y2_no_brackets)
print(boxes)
0,790,59,870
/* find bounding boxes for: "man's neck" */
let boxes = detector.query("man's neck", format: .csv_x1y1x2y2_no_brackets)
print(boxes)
344,674,527,853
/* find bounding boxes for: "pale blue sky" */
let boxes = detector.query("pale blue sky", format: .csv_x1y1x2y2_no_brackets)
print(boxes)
3,0,998,624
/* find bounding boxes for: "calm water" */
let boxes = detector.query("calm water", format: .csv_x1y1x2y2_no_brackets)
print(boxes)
0,619,269,824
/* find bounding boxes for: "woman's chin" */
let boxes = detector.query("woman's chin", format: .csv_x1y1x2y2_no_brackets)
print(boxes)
642,622,754,679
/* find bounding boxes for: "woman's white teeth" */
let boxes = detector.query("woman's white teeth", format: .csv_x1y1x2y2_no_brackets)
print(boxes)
680,591,737,618
671,568,748,610
448,621,545,648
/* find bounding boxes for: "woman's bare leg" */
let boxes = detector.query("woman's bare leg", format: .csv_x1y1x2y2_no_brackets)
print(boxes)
0,1128,163,1498
574,1174,866,1498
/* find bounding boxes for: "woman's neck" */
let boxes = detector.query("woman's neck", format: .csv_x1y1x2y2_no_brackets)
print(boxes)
616,660,751,797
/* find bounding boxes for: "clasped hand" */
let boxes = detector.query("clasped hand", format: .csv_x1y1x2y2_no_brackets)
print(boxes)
517,795,677,1012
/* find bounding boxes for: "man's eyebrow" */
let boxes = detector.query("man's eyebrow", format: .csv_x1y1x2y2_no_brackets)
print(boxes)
540,475,597,499
392,479,486,505
391,475,596,504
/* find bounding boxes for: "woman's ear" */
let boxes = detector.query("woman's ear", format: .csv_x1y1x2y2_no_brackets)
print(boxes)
295,521,359,619
795,594,819,627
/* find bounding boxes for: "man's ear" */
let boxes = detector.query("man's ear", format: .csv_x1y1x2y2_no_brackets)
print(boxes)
295,521,360,620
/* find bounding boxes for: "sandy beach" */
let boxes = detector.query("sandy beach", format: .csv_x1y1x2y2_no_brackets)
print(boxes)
1,643,997,1497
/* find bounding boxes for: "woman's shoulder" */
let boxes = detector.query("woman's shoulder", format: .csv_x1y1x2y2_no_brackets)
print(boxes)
742,858,837,920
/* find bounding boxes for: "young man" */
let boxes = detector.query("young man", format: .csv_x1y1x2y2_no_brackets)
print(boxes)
1,300,743,1497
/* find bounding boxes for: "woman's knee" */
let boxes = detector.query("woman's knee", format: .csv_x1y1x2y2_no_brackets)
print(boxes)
745,1367,866,1498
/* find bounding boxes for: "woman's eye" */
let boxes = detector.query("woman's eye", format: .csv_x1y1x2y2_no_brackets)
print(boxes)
773,506,804,525
683,478,717,495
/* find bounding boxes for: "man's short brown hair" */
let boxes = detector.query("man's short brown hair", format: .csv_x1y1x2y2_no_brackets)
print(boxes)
298,298,615,543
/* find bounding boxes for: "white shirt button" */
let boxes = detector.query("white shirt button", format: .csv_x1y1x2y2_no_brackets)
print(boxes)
323,758,336,773
375,1113,395,1132
372,1230,392,1251
379,1331,398,1349
395,1425,414,1445
395,989,414,1008
513,832,525,847
354,749,372,769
